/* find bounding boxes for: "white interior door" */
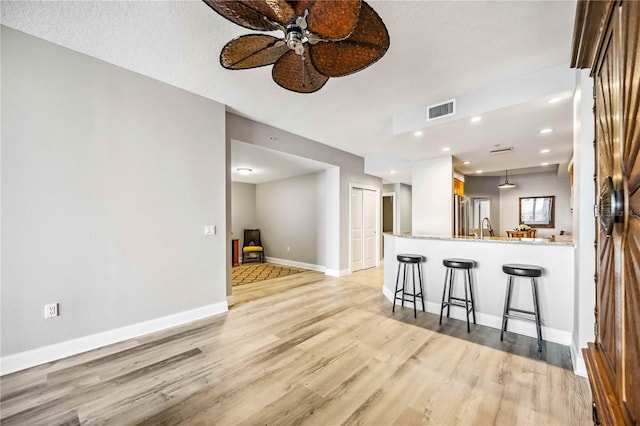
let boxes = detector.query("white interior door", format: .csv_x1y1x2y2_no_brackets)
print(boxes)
351,188,364,271
363,189,377,269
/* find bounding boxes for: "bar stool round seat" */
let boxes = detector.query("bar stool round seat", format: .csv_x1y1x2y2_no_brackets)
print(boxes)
443,258,475,269
501,263,544,352
502,264,543,278
397,254,424,264
393,254,426,318
439,258,476,332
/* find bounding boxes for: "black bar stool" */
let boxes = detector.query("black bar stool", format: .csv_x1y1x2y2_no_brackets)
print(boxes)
439,258,476,332
500,264,544,352
393,254,425,318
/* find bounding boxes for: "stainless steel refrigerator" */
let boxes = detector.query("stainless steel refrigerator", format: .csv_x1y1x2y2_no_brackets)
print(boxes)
453,195,469,237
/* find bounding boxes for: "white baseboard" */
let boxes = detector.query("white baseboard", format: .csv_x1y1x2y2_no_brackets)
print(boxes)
325,268,351,277
0,301,228,376
571,341,588,377
382,287,572,346
265,257,325,273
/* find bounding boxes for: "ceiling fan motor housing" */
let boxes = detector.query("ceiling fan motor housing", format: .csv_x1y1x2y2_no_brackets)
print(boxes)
285,24,304,56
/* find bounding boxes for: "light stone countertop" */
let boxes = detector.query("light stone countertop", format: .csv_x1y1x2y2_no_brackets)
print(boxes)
390,233,575,246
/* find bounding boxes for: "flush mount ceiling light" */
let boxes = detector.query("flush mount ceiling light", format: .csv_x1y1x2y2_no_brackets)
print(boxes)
390,170,396,175
540,148,550,153
414,131,423,136
470,116,482,123
237,168,253,175
541,162,549,166
204,0,390,93
442,147,451,152
498,170,516,189
539,128,553,134
462,161,472,165
476,170,483,174
548,97,561,104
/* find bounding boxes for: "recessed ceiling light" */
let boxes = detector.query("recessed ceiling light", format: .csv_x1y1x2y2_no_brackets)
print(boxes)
462,161,472,165
539,128,553,134
470,116,482,123
548,97,561,104
540,148,550,154
414,131,423,136
237,168,252,175
442,147,451,152
541,162,549,166
390,170,397,175
476,170,483,174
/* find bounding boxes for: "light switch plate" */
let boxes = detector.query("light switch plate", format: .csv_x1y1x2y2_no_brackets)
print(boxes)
204,225,216,235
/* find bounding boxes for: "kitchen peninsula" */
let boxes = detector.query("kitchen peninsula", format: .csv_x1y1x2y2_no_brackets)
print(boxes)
383,233,575,345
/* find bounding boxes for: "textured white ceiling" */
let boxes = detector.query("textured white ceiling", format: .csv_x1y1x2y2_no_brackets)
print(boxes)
1,0,578,183
231,140,331,184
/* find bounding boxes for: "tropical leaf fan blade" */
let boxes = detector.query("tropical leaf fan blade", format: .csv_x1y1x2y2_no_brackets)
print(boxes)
291,0,361,41
272,51,329,93
309,2,389,78
221,35,289,70
203,0,294,31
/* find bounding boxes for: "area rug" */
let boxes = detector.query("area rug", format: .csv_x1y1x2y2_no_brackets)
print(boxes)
232,262,308,286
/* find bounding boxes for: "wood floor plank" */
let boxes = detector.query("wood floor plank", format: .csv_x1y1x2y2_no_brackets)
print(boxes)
0,266,591,425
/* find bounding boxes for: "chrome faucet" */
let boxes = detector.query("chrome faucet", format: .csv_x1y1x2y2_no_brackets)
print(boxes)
480,217,493,239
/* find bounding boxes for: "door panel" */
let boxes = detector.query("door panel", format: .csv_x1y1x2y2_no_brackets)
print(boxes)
351,188,363,272
620,1,640,419
595,26,621,383
363,189,376,269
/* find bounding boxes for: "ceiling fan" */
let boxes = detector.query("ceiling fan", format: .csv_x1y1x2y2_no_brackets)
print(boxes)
203,0,390,93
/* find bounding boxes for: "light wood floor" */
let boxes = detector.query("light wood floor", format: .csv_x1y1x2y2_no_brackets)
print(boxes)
0,267,592,425
232,269,326,306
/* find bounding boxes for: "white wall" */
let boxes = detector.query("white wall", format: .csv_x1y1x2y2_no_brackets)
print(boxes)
231,182,257,240
256,172,326,267
1,28,227,360
384,235,576,345
571,69,596,376
498,172,572,238
412,156,453,235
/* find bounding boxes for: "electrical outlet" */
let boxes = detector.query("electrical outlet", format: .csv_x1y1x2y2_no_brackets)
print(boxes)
44,303,59,318
204,225,216,235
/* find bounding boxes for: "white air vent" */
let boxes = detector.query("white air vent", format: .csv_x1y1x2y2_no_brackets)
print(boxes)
490,146,514,155
427,99,456,121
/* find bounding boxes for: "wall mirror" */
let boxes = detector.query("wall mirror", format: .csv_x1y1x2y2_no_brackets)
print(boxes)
519,196,555,228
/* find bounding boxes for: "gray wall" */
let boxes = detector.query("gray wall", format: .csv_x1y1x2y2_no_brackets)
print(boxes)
398,184,412,234
465,175,502,233
465,171,572,238
1,27,227,356
256,172,325,266
498,171,572,238
226,113,381,276
231,182,257,241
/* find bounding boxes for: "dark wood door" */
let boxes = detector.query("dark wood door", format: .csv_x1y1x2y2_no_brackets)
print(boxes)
573,1,640,424
618,3,640,420
593,8,621,409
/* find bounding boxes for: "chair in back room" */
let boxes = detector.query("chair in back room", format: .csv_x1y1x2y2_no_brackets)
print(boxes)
242,229,265,263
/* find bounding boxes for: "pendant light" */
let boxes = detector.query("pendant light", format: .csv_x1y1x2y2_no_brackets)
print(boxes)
498,170,516,189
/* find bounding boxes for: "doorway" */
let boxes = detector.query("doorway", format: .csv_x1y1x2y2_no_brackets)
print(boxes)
351,185,379,272
382,193,396,233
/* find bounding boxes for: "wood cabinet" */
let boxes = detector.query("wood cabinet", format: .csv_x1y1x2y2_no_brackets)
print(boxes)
453,178,464,196
572,1,640,424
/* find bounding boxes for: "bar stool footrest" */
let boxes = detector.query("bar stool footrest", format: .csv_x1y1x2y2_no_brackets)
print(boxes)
504,312,536,322
442,299,474,311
